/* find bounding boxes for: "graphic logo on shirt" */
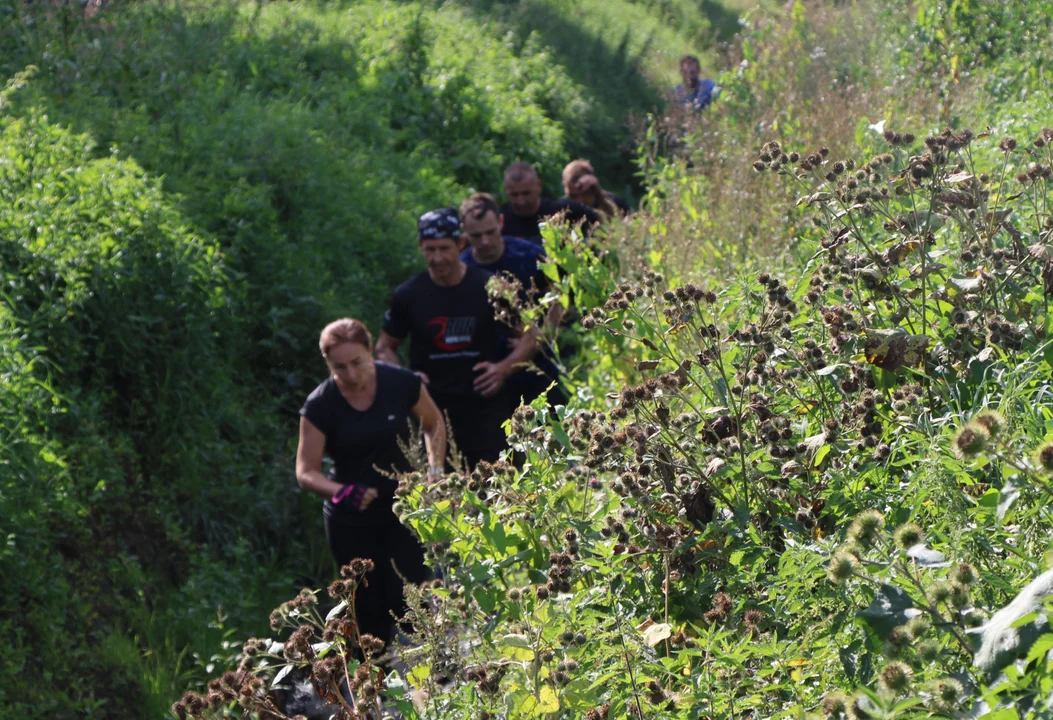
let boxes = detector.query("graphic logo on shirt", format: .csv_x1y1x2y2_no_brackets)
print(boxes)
427,316,476,352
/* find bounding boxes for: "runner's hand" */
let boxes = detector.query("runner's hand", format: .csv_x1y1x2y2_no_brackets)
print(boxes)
472,361,509,398
357,487,377,510
331,484,378,510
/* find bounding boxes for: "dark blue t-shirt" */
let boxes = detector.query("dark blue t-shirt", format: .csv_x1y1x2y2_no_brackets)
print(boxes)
461,238,560,384
460,236,549,300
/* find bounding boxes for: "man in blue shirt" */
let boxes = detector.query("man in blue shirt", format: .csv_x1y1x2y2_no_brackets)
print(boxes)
459,192,565,409
673,54,717,111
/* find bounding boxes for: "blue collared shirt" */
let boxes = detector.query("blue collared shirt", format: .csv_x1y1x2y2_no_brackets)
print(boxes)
673,79,718,110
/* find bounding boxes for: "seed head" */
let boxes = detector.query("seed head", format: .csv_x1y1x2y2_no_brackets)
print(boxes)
972,410,1006,438
952,423,989,459
1034,440,1053,473
885,626,911,658
849,693,875,719
847,510,885,546
827,552,859,584
949,582,970,609
821,691,850,718
506,587,522,602
950,562,977,586
892,523,924,551
878,661,913,695
928,580,953,605
916,639,940,663
906,615,931,639
925,678,963,712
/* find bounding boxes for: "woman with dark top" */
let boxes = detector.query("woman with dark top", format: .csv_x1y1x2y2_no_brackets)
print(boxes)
296,318,446,650
561,159,631,219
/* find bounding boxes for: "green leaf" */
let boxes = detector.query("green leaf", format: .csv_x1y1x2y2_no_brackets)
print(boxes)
536,685,560,713
857,584,917,637
642,623,672,647
906,544,949,567
499,633,535,661
814,444,831,467
407,664,431,688
325,601,347,622
1025,634,1053,664
271,664,294,688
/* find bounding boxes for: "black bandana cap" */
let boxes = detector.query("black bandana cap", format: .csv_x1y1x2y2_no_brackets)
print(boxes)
418,207,461,241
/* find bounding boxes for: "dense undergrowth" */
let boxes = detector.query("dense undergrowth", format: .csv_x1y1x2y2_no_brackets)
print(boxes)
165,0,1053,719
4,0,1053,717
0,0,717,716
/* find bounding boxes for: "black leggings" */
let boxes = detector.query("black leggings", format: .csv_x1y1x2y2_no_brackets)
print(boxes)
440,397,508,468
323,510,431,649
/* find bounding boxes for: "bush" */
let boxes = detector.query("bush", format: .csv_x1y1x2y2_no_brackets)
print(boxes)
0,0,717,714
175,80,1053,720
0,86,302,715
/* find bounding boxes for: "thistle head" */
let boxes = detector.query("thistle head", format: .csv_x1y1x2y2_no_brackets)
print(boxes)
892,523,924,551
827,552,859,584
878,661,913,695
952,423,989,460
1034,440,1053,474
848,510,885,547
972,410,1006,438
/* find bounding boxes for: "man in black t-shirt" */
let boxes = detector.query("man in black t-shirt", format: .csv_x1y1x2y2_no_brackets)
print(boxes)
376,207,537,467
501,161,601,243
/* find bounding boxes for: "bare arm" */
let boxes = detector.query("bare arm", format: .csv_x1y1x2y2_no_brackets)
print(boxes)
411,384,447,474
375,331,404,366
295,416,343,500
545,300,565,329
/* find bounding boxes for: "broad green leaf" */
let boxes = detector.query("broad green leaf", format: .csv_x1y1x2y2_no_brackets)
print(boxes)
325,600,347,622
407,664,431,689
857,584,917,637
642,623,672,647
271,664,293,688
907,544,949,567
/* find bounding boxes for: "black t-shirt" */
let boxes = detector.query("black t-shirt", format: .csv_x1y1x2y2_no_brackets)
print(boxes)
300,363,421,522
500,198,601,243
382,266,500,405
560,191,631,215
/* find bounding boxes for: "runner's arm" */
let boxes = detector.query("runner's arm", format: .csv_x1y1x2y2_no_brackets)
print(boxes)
295,416,344,499
411,384,447,476
375,331,403,365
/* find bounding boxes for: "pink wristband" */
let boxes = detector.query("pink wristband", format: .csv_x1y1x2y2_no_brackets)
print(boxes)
331,484,367,506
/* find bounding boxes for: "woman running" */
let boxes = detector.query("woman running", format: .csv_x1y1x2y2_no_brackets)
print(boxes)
296,318,446,650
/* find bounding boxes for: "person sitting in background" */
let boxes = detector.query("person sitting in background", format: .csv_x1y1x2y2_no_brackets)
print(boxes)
296,318,446,654
459,192,565,409
672,54,718,111
561,159,631,219
376,207,537,467
500,161,600,244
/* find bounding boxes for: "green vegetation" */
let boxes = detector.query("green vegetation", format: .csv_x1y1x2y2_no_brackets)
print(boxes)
5,0,1053,717
0,0,710,716
169,0,1053,719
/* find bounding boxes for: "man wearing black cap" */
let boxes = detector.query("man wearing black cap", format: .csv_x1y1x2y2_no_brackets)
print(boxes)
376,207,536,467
